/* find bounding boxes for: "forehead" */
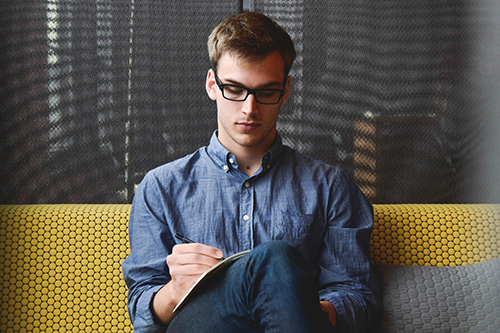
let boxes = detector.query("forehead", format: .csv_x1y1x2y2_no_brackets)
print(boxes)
217,51,286,84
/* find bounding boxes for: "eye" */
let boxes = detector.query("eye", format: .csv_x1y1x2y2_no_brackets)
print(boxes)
259,90,277,97
225,86,246,95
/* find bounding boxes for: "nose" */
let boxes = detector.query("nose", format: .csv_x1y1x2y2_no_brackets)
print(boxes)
241,93,259,115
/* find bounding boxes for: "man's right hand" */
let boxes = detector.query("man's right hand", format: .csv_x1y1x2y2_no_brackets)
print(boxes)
167,243,224,302
151,243,224,325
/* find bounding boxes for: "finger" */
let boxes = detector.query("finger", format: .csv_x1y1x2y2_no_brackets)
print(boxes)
168,260,214,276
172,243,224,260
167,251,222,272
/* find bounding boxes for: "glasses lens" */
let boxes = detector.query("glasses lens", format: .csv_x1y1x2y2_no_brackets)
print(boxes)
255,90,281,104
223,86,247,101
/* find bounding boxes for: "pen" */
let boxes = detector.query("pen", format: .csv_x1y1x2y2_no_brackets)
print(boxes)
174,233,225,261
175,233,195,244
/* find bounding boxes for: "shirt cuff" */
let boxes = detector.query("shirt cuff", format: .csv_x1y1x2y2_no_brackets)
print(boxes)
326,297,347,331
133,285,168,332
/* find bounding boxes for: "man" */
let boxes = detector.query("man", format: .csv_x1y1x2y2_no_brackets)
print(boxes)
122,12,380,333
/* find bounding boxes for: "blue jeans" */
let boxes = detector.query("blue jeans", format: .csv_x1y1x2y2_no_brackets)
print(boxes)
167,241,335,333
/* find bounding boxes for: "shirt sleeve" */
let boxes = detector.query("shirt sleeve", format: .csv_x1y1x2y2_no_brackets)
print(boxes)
317,170,381,333
121,171,174,332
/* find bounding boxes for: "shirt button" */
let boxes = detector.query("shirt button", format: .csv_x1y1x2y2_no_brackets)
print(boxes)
244,181,250,188
229,158,235,164
223,165,229,171
243,214,250,221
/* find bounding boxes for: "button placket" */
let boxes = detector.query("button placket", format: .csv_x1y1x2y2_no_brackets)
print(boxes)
239,179,254,249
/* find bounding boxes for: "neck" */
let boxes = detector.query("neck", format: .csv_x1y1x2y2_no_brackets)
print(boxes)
235,149,265,177
218,132,275,177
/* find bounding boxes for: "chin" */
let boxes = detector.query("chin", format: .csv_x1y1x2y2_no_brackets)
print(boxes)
234,134,264,147
236,139,261,147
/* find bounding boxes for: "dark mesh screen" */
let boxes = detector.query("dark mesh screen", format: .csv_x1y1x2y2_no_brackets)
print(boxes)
251,0,500,203
1,0,240,203
2,0,499,204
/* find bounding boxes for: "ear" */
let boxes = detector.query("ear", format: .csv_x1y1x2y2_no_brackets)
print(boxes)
205,69,217,101
280,76,291,106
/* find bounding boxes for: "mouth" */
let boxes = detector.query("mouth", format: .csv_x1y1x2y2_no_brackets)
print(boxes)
237,122,261,131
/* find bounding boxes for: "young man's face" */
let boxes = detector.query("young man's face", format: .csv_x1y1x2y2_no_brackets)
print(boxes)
206,51,290,154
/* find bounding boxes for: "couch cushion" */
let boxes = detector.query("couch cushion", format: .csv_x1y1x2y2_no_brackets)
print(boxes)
373,258,500,332
371,204,500,266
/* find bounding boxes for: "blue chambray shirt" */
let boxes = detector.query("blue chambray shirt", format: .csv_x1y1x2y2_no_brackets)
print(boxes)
122,131,380,333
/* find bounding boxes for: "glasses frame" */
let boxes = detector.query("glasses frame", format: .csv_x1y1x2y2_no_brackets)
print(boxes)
214,72,287,105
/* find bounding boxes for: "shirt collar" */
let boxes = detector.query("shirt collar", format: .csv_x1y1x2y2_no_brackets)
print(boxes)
206,130,285,173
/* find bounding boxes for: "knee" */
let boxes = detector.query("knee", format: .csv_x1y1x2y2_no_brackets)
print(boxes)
252,241,304,266
248,241,314,285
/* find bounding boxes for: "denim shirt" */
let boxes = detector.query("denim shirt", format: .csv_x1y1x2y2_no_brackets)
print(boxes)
122,131,380,333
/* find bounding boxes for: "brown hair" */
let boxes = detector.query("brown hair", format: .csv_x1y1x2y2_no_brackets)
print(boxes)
208,12,296,77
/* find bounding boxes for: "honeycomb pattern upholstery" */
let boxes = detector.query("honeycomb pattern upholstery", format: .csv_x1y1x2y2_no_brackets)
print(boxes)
0,204,499,332
371,204,500,332
374,258,500,332
0,205,132,333
371,204,499,266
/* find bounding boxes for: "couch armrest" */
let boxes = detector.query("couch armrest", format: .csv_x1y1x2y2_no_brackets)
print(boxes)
373,258,500,332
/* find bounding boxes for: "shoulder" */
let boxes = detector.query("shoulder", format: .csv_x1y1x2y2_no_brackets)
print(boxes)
132,147,209,210
282,146,343,179
281,146,365,196
141,147,208,186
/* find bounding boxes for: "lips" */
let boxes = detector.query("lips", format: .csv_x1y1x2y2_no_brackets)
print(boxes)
237,122,260,131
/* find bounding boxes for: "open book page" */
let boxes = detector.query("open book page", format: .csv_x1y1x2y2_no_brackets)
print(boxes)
172,250,251,313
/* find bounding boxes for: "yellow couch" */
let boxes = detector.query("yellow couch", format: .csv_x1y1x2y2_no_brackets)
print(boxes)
1,204,499,332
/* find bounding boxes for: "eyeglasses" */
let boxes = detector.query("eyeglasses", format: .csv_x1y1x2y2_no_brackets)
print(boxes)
214,72,286,105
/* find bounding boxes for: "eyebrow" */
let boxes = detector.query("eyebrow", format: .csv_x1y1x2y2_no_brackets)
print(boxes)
223,77,283,89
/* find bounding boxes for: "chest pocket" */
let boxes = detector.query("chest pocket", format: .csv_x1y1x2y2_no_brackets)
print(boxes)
272,211,325,260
